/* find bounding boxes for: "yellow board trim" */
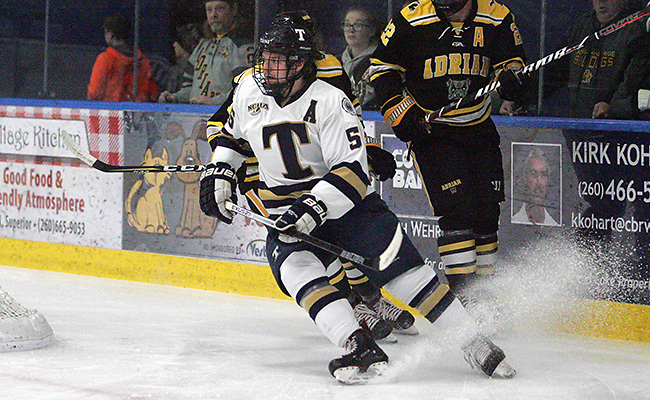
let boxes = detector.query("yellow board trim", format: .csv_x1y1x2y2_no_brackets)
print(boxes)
0,238,285,300
3,238,650,343
552,298,650,343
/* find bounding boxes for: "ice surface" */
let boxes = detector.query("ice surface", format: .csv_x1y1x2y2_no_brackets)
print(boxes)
1,264,649,400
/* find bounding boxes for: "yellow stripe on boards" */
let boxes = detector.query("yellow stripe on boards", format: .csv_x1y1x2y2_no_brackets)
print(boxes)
0,238,284,300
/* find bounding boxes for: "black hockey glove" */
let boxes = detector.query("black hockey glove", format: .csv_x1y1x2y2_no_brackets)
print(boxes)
366,144,397,181
381,95,430,142
497,66,527,102
275,193,327,242
199,162,238,223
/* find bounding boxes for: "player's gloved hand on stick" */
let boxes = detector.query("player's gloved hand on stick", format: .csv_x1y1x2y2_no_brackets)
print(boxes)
381,95,430,142
497,65,527,102
275,193,328,242
199,162,238,223
366,144,397,181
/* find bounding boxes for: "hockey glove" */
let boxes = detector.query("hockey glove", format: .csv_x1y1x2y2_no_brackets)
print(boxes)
199,162,238,223
496,65,527,102
366,144,397,181
275,193,328,242
381,95,430,142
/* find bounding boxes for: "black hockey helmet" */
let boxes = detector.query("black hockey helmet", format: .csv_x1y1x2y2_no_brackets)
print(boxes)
432,0,471,15
271,10,315,35
253,24,318,98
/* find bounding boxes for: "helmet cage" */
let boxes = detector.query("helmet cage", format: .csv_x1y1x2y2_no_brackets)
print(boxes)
253,50,304,98
252,25,316,98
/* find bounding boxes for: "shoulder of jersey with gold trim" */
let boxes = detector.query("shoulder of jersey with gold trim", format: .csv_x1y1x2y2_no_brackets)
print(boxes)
316,53,344,79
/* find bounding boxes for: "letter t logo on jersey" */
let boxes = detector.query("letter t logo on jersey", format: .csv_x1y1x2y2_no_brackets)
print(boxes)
295,28,306,41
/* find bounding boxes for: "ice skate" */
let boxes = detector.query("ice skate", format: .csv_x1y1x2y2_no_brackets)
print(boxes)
328,329,389,384
462,334,516,378
373,297,418,335
353,301,396,342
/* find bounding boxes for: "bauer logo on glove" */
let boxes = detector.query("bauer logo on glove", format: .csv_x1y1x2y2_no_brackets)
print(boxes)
199,162,238,223
275,193,328,242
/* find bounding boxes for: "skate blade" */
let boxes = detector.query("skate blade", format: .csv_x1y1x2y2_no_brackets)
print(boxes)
333,361,388,384
378,333,397,343
491,360,516,379
394,325,419,335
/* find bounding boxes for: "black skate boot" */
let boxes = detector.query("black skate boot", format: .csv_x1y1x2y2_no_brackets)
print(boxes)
353,301,396,342
372,297,418,335
328,329,389,384
462,334,516,378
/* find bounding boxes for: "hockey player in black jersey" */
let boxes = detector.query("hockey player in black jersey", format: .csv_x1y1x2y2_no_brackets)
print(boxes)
205,10,417,342
369,0,528,377
199,22,515,383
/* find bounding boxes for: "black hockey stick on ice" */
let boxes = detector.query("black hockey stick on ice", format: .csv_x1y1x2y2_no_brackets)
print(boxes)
61,130,206,173
225,202,390,271
424,4,650,122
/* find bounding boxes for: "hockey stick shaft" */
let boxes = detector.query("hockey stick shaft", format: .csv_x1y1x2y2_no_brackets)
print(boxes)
61,130,206,173
62,130,386,270
225,202,382,270
425,6,650,121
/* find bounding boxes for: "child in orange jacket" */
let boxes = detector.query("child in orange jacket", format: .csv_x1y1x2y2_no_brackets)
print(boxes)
88,14,158,102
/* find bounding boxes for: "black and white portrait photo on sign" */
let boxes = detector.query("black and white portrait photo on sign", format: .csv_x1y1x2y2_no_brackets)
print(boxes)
511,143,562,226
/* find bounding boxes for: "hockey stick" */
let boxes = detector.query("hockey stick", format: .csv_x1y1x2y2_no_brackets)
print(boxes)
63,129,393,270
425,5,650,122
61,130,206,173
225,202,387,271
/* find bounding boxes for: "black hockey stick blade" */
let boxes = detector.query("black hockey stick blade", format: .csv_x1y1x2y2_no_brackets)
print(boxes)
61,130,206,173
225,202,384,271
424,5,650,122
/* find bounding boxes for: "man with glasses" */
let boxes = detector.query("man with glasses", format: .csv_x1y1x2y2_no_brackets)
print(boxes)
512,147,559,226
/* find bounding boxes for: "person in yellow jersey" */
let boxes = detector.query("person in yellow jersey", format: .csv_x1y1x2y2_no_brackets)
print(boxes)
158,0,254,105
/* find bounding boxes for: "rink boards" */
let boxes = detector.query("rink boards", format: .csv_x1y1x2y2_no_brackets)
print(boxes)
0,98,649,343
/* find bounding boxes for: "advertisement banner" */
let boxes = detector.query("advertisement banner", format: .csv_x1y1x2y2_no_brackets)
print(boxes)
120,111,268,264
0,106,123,248
377,123,650,306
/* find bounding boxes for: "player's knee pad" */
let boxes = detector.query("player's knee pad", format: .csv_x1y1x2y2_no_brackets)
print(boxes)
436,197,475,232
295,277,346,321
384,265,455,323
475,232,498,275
473,201,500,234
327,259,353,300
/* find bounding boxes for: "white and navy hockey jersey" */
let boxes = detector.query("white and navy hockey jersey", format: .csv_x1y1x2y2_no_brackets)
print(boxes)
210,73,373,219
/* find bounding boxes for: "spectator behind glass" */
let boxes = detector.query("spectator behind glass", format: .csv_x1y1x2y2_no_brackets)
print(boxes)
339,6,382,109
608,25,650,120
544,0,645,119
87,14,159,102
543,0,650,249
163,22,205,94
158,0,254,105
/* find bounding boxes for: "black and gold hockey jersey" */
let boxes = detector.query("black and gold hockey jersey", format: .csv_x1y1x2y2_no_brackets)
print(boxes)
369,0,526,126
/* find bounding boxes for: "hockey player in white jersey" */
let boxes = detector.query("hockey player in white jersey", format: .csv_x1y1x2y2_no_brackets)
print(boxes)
199,23,515,382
